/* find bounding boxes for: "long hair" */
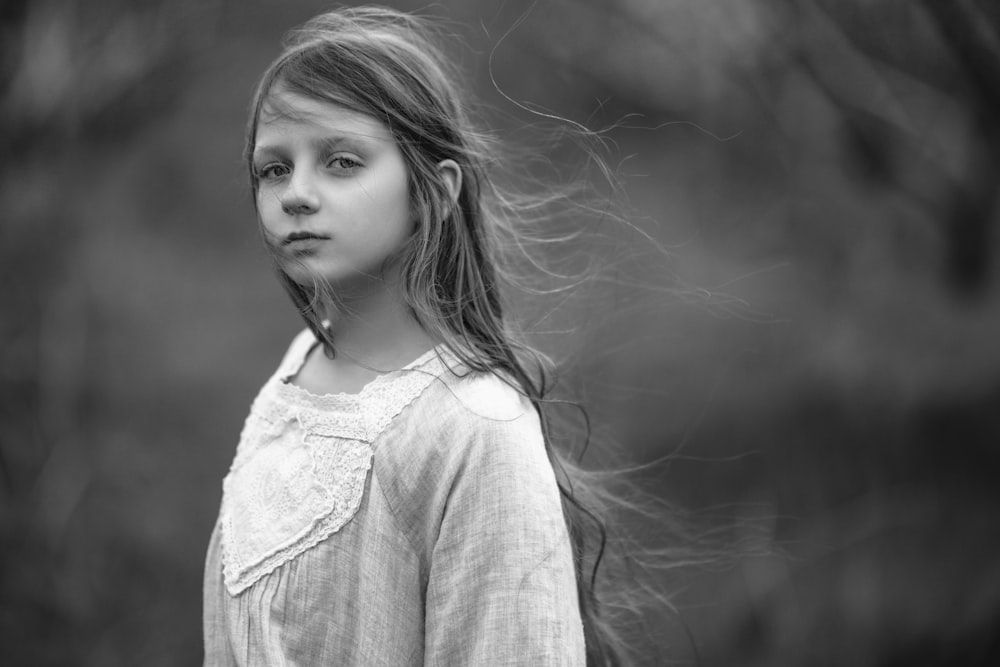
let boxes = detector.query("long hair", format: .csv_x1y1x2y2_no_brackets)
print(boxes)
246,7,645,664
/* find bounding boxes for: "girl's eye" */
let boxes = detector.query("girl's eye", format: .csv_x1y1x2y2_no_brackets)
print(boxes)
256,162,290,181
327,155,362,172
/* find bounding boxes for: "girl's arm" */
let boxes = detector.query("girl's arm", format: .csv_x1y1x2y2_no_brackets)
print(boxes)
423,407,585,666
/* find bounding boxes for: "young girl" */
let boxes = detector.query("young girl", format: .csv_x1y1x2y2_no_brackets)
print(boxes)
204,6,621,666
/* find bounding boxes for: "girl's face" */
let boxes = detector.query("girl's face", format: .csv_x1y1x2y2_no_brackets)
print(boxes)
253,87,414,293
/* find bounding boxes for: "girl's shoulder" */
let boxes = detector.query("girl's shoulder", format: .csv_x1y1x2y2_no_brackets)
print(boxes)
396,358,544,470
374,357,553,555
432,364,534,423
405,346,539,441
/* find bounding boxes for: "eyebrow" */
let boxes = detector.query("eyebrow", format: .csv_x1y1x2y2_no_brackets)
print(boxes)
253,133,383,160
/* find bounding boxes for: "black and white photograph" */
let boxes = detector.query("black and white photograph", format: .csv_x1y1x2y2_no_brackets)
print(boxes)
2,1,998,665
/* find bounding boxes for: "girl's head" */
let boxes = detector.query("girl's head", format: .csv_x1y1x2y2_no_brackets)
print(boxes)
247,7,502,361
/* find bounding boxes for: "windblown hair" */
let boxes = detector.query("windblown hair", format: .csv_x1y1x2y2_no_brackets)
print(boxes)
246,7,650,664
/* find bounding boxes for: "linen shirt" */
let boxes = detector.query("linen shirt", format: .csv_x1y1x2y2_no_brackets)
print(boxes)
203,329,585,666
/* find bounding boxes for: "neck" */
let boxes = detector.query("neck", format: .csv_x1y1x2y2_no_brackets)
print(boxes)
320,276,434,372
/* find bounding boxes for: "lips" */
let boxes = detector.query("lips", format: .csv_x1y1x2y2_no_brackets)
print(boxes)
282,231,330,246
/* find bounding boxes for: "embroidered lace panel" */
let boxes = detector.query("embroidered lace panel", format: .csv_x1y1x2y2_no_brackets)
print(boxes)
221,347,448,595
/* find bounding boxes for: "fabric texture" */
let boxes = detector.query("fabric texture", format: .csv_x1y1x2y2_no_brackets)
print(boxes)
203,328,586,666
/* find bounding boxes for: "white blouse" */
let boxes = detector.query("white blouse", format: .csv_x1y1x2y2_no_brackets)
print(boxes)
203,328,585,665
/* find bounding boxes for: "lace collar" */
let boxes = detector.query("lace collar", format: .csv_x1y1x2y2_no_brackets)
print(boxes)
256,336,450,441
221,336,453,595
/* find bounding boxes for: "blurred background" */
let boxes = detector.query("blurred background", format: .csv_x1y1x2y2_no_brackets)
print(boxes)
2,0,999,665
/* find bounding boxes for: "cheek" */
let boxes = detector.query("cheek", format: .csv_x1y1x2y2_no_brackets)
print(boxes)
256,190,282,223
383,189,416,243
255,194,286,246
383,166,414,225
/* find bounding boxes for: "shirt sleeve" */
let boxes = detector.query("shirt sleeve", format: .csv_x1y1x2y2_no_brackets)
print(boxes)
423,406,586,666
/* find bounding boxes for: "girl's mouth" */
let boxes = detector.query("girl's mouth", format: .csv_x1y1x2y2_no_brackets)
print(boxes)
282,232,330,246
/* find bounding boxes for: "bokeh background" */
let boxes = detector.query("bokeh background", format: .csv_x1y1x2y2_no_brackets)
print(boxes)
2,0,999,665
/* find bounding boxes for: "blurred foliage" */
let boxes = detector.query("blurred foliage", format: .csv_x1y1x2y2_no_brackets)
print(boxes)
2,0,999,665
1,1,227,664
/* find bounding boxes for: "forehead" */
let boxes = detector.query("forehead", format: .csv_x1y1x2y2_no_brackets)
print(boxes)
255,88,393,146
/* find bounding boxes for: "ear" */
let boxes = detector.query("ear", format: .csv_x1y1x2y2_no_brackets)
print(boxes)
436,159,462,208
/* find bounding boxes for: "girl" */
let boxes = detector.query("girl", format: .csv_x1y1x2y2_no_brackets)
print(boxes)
204,6,622,666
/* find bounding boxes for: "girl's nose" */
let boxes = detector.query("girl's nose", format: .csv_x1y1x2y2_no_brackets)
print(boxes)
280,172,320,215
